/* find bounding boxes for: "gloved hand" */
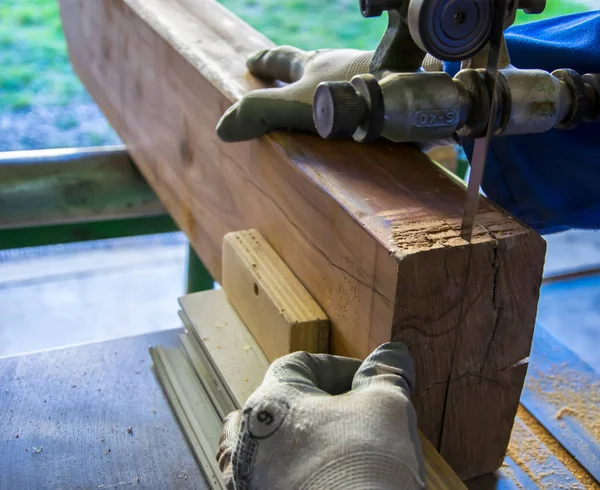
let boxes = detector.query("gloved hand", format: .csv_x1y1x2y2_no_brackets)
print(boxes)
216,46,373,142
216,342,425,490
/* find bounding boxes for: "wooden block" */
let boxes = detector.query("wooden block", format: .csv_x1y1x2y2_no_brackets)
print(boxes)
59,0,546,478
222,229,329,361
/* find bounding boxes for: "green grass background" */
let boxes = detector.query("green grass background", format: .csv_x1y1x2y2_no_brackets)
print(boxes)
0,0,592,114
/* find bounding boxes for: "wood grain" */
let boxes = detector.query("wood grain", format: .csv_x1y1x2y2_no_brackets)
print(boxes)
59,0,546,478
223,229,329,360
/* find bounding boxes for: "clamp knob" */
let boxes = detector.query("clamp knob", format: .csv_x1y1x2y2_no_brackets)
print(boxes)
313,75,385,142
313,82,366,139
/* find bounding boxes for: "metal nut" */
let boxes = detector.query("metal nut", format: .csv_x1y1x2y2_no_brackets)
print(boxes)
582,73,600,123
552,69,588,129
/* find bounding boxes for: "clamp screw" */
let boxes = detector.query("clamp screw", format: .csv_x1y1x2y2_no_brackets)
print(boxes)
313,82,366,139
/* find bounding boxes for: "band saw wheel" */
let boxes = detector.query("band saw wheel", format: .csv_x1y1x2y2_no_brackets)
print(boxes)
408,0,494,62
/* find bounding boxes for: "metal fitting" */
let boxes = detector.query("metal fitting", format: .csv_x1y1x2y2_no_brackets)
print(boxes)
313,62,599,144
454,69,490,137
378,71,465,143
313,75,384,143
313,82,367,139
360,0,405,17
407,0,494,61
552,69,589,129
501,68,567,135
518,0,546,14
582,73,600,123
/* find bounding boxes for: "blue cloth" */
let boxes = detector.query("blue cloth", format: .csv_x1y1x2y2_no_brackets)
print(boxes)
447,12,600,234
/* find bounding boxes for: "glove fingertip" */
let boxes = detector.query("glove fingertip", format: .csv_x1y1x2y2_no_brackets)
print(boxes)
215,118,239,142
352,341,415,393
246,49,269,72
216,108,261,142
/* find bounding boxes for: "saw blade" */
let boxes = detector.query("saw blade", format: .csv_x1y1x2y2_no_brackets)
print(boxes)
460,0,507,241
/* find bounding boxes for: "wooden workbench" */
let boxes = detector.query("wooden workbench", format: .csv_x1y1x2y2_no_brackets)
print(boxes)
0,312,597,488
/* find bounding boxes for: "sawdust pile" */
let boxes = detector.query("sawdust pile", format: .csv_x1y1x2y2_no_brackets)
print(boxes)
390,211,525,253
526,363,600,441
508,407,598,489
392,219,489,251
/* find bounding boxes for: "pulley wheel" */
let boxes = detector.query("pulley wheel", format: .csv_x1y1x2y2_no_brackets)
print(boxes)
408,0,494,62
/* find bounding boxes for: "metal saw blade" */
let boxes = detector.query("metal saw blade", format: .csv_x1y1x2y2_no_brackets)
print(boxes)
460,0,507,241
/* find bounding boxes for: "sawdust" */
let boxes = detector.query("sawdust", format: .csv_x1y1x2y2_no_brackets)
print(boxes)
392,219,490,252
555,407,577,420
391,212,526,253
508,406,598,489
526,363,600,441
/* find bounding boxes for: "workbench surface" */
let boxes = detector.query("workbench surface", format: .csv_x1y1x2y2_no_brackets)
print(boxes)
0,329,208,489
0,319,597,489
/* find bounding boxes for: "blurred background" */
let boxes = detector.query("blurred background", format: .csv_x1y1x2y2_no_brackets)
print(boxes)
0,0,593,151
0,0,598,372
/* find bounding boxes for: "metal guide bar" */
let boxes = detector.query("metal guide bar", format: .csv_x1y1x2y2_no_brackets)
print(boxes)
150,346,226,490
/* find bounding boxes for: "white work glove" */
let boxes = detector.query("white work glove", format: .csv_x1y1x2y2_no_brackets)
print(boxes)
216,46,373,142
216,342,425,490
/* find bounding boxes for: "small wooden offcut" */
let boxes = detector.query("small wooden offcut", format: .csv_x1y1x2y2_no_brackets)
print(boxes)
222,229,329,361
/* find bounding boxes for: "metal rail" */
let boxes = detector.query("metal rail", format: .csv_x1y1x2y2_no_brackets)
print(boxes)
0,146,167,230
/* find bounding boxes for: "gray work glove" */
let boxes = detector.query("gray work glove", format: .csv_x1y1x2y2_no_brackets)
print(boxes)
216,47,373,142
216,342,425,490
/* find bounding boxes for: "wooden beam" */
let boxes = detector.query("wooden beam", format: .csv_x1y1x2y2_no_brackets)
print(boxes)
59,0,546,479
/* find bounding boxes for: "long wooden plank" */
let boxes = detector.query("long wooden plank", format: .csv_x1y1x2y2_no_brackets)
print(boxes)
59,0,546,478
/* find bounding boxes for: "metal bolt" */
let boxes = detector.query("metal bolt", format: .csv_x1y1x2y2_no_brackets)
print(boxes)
518,0,546,14
360,0,405,18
